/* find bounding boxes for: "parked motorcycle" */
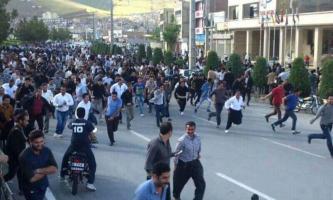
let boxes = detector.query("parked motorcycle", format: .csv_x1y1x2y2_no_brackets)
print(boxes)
295,95,322,115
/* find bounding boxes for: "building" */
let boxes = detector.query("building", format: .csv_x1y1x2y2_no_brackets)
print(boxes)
224,0,333,67
174,0,190,54
159,8,175,49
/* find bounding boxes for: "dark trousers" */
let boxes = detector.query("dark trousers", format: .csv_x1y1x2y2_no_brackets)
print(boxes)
209,103,224,126
23,187,46,200
164,103,170,118
177,99,186,112
4,159,23,191
106,117,119,143
195,91,202,106
28,114,44,131
155,104,164,127
273,110,297,130
242,89,251,105
226,109,242,130
308,124,333,156
173,159,205,200
265,104,282,120
61,145,96,184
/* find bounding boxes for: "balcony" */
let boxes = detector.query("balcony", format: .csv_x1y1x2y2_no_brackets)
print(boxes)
195,10,203,18
195,27,204,34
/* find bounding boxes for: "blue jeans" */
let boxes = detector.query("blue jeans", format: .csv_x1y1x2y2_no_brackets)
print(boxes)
273,110,297,130
308,124,333,156
56,110,69,135
136,95,144,114
23,187,46,200
155,104,164,126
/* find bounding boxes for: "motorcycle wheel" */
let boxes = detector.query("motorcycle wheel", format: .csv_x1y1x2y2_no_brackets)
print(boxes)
72,174,79,195
311,105,318,115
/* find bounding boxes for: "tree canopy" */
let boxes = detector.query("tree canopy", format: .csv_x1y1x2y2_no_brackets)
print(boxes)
15,17,49,43
162,16,180,51
0,0,17,44
49,28,72,41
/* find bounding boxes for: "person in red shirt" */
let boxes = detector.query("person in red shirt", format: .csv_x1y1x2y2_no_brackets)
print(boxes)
261,82,286,123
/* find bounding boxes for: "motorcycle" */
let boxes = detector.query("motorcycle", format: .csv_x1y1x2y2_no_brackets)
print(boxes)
67,151,90,195
295,95,322,115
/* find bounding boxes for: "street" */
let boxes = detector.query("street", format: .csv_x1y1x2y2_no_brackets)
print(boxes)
8,100,333,200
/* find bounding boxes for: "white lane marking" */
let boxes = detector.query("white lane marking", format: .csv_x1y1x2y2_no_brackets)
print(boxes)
45,187,57,200
130,130,151,142
261,138,327,159
216,172,276,200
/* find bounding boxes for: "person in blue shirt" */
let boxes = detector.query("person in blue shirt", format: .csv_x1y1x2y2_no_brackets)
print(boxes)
134,162,170,200
105,91,122,146
60,107,97,191
194,79,213,113
19,130,58,200
271,88,301,135
133,77,145,116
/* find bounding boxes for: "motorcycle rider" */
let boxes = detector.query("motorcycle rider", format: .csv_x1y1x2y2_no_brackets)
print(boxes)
60,107,97,191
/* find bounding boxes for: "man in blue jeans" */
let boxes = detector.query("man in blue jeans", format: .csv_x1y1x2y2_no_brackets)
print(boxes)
271,88,301,135
150,85,165,127
52,86,74,138
308,95,333,157
134,77,145,117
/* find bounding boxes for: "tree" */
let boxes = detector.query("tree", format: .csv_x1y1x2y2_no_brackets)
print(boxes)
162,16,180,51
15,17,49,43
289,57,311,97
164,50,174,66
253,57,268,88
319,59,333,99
147,46,152,61
204,51,219,76
0,0,17,44
137,44,146,64
91,40,110,55
175,58,185,68
50,28,71,41
151,27,161,41
152,48,163,66
227,53,244,78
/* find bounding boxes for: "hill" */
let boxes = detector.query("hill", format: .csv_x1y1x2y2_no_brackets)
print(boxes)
7,0,176,18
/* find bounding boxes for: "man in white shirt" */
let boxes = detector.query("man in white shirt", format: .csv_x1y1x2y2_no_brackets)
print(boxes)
224,90,245,133
2,79,17,99
52,86,74,137
110,77,128,98
75,93,91,120
41,83,54,134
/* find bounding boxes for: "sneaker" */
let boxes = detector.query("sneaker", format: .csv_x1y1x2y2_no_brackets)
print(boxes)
140,114,144,117
225,129,229,133
292,130,301,135
264,116,269,123
271,124,276,132
53,133,62,138
86,183,97,191
180,112,184,116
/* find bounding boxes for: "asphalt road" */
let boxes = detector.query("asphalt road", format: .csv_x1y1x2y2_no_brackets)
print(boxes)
8,99,333,200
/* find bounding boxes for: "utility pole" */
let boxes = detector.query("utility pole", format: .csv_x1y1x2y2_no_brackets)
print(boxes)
189,0,196,70
204,0,210,56
93,12,96,40
110,0,114,54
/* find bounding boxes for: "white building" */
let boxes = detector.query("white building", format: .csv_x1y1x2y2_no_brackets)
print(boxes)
220,0,333,67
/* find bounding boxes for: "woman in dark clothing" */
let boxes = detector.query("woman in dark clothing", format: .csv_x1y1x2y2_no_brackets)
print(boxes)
243,72,253,106
174,80,188,115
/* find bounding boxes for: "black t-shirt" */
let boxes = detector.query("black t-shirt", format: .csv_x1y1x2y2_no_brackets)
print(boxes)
92,84,105,99
70,118,94,147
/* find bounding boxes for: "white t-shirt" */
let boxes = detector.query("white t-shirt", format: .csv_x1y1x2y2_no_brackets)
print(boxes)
2,83,17,98
75,101,91,120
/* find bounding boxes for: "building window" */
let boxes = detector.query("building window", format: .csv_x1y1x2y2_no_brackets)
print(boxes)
229,6,239,20
243,3,258,19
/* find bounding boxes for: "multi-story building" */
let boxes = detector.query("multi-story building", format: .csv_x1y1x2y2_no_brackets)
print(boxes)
224,0,333,67
159,8,175,49
174,0,190,54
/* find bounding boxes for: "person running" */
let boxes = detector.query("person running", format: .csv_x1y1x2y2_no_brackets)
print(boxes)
133,77,145,117
261,82,285,125
271,89,301,135
224,90,245,133
243,72,253,106
52,86,74,138
308,95,333,157
208,82,228,128
194,78,213,113
173,121,205,200
105,91,122,146
121,83,134,130
149,84,165,127
174,80,188,116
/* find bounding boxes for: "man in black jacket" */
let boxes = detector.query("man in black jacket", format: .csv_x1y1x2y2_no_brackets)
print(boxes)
4,110,29,193
15,77,34,108
121,83,134,130
23,87,52,133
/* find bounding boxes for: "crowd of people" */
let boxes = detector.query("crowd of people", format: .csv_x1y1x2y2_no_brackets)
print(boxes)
0,43,331,200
